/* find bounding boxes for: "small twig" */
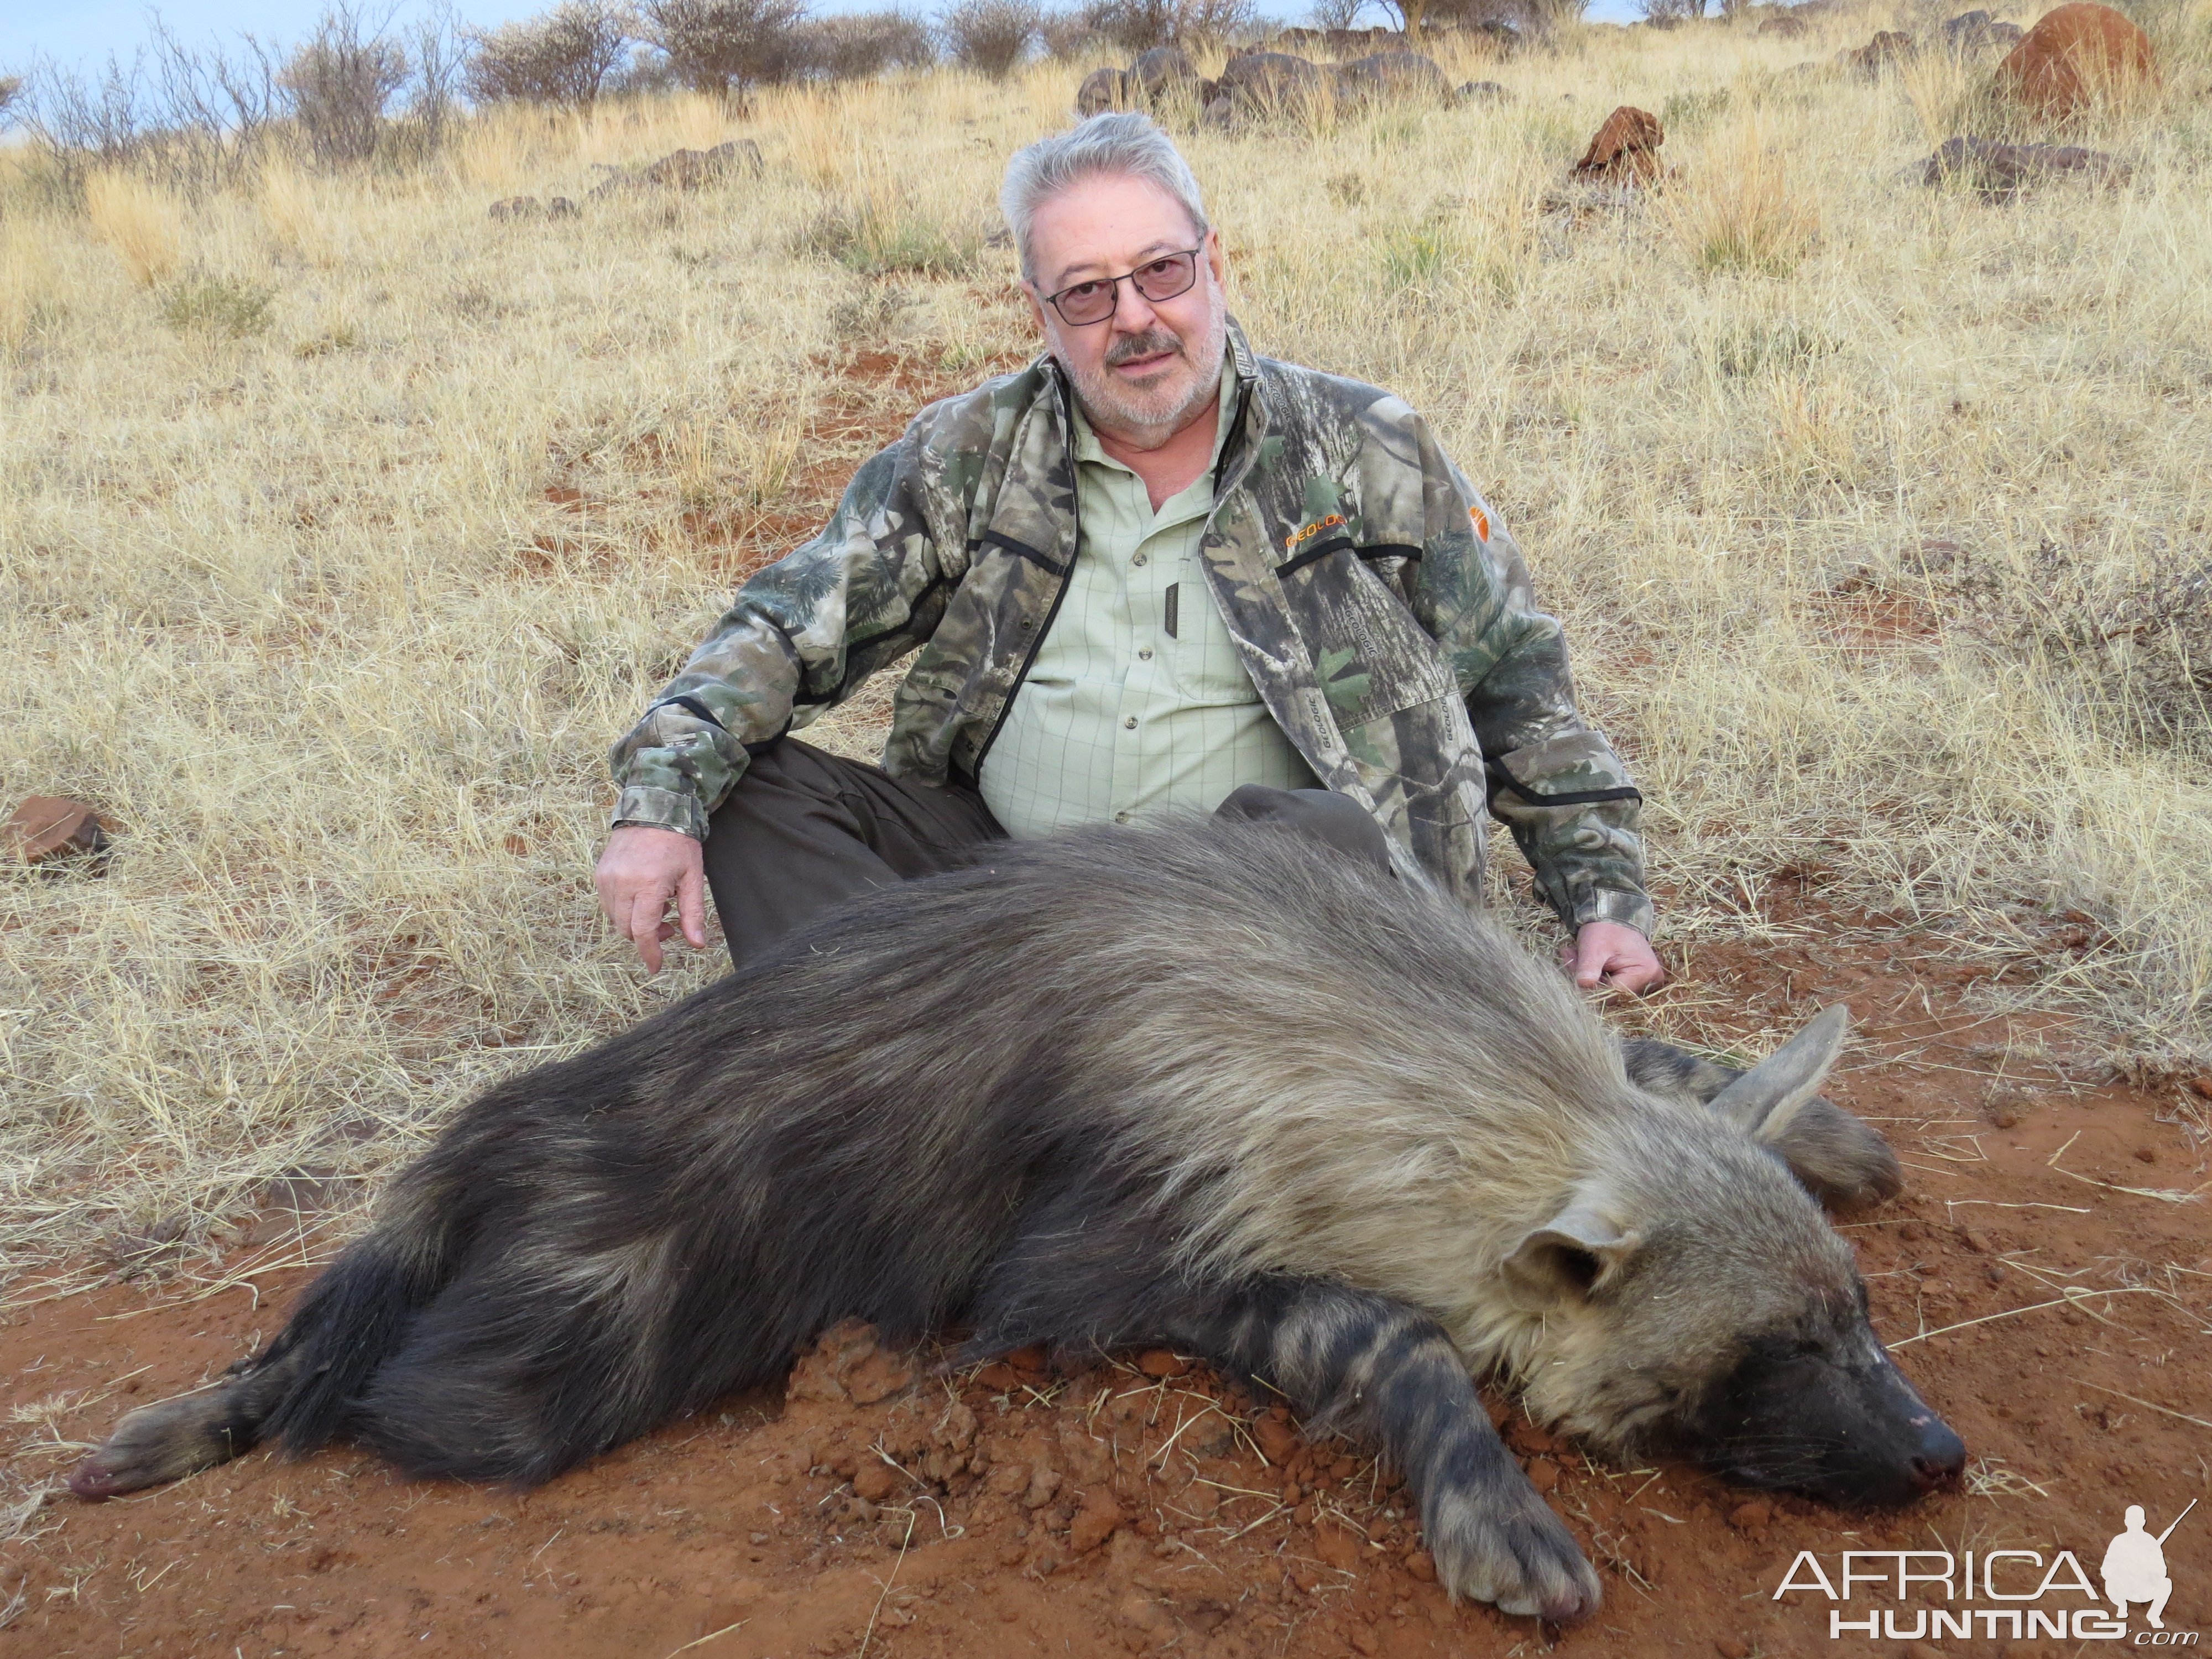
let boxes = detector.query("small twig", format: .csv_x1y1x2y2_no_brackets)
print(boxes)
662,1620,748,1657
1889,1285,2163,1347
854,1509,916,1659
2074,1381,2212,1433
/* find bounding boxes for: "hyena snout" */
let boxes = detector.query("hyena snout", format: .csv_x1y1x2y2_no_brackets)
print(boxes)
1695,1337,1965,1509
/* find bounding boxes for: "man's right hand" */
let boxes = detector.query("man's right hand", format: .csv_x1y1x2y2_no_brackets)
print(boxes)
594,825,708,973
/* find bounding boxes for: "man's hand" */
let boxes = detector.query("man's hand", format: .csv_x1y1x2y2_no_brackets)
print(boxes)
1561,921,1665,996
594,825,707,973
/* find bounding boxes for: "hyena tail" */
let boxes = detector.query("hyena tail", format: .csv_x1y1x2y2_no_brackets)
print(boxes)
70,1186,465,1499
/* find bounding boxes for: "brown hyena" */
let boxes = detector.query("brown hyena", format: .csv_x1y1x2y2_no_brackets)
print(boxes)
72,821,1961,1621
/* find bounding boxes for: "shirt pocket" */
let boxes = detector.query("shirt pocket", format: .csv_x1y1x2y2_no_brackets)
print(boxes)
1273,536,1455,728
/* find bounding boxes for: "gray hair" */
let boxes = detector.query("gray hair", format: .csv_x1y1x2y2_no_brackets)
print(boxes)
999,112,1210,284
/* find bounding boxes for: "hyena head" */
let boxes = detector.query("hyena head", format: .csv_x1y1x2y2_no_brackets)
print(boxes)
1502,1009,1965,1509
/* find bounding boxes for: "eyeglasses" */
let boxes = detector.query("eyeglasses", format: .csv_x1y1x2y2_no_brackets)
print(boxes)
1040,248,1203,327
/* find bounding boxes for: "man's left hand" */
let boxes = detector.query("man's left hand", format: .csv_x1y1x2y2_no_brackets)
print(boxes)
1561,921,1665,995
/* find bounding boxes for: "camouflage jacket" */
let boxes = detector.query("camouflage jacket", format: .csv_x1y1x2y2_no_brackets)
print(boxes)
610,321,1653,933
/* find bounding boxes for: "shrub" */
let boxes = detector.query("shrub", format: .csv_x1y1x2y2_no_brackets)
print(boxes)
802,11,939,77
158,269,276,338
281,6,409,167
940,0,1043,76
1070,0,1254,51
635,0,811,91
465,2,632,106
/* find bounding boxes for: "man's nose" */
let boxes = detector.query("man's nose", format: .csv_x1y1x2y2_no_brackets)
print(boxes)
1112,274,1161,335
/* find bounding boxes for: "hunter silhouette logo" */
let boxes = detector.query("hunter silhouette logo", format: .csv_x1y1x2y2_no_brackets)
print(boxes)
2106,1500,2193,1630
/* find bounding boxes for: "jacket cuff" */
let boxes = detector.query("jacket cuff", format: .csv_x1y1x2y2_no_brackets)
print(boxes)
611,785,711,840
1571,886,1656,938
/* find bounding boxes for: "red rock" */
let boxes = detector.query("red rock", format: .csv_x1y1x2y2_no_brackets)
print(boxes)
1252,1415,1302,1467
1995,3,2158,116
972,1361,1022,1392
1314,1524,1361,1568
1571,106,1665,184
1135,1349,1189,1378
843,1348,913,1405
1728,1499,1772,1530
1068,1489,1123,1554
851,1460,898,1501
1404,1547,1436,1582
4,796,109,866
1527,1457,1561,1493
1003,1343,1049,1372
1715,1640,1753,1659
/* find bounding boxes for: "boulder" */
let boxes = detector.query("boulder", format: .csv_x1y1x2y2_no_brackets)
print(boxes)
589,138,763,200
1757,13,1811,37
1334,49,1452,107
1076,64,1132,116
1570,105,1666,184
1940,9,2025,53
1458,79,1510,101
1199,51,1333,123
487,196,541,221
3,796,110,868
1993,3,2158,116
1132,45,1201,103
1920,134,2131,195
546,196,580,219
1841,29,1917,74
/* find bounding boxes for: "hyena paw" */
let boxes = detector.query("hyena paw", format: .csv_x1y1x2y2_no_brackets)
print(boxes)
68,1392,243,1500
1423,1478,1602,1621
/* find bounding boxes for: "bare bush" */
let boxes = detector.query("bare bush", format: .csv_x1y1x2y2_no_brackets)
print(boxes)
15,23,278,191
1067,0,1254,51
466,1,633,106
940,0,1044,75
282,7,409,168
1307,0,1369,29
802,11,940,77
403,4,468,152
635,0,811,91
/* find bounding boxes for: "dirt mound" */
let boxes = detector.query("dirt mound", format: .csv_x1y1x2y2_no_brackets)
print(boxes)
1571,106,1666,184
7,926,2207,1656
1994,2,2159,115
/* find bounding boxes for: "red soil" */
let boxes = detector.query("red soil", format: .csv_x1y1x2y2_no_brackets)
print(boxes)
3,921,2207,1658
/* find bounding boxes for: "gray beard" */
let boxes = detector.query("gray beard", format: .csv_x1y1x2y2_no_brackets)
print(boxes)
1062,302,1228,450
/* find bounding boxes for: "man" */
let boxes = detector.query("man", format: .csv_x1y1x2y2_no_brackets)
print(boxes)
596,113,1662,992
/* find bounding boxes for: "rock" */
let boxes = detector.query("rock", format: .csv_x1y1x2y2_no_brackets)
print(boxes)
1404,1547,1436,1582
1570,106,1666,184
546,196,580,219
1715,1639,1753,1659
1251,1413,1302,1466
1526,1456,1561,1493
1023,1464,1063,1508
1841,29,1917,74
590,139,763,200
1941,9,2023,54
1135,1349,1188,1378
1076,65,1132,116
932,1401,978,1451
1457,79,1510,101
1333,49,1451,107
1314,1524,1363,1568
1757,13,1810,38
785,1318,910,1404
852,1459,898,1501
1728,1499,1773,1530
843,1346,914,1404
487,196,541,221
1199,50,1332,125
1920,134,2131,195
1994,3,2158,116
1132,45,1200,103
3,796,111,867
1068,1487,1124,1553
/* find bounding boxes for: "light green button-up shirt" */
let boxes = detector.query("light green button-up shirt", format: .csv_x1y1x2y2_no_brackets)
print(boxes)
980,361,1319,840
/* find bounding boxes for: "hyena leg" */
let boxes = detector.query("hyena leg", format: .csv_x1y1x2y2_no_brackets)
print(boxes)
70,1345,305,1499
1156,1275,1600,1622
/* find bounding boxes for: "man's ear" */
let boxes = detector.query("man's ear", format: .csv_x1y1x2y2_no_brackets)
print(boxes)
1501,1202,1641,1308
1709,1006,1901,1209
1019,279,1047,334
1204,227,1227,290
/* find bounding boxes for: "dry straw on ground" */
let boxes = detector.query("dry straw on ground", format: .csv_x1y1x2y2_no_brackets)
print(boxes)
2,6,2210,1278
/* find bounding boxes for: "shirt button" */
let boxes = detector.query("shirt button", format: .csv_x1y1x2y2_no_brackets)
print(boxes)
1132,552,1148,567
1138,648,1152,660
1123,715,1138,729
1114,811,1131,824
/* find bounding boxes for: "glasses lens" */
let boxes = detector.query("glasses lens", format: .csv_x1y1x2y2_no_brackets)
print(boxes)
1130,253,1198,304
1054,280,1116,325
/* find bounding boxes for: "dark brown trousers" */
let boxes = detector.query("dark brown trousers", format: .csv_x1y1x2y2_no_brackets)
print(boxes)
701,739,1390,966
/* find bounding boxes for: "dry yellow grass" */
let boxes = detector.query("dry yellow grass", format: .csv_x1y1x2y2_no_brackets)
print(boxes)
3,6,2210,1276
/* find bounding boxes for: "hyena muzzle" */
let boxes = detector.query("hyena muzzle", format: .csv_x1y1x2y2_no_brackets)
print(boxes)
72,821,1964,1621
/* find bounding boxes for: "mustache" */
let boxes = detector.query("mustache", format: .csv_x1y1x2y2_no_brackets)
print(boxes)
1103,330,1185,369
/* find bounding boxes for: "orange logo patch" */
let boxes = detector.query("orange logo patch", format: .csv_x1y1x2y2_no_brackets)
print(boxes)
1471,505,1490,541
1283,513,1347,554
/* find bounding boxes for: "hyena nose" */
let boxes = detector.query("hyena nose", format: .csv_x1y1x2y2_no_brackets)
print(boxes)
1906,1422,1966,1494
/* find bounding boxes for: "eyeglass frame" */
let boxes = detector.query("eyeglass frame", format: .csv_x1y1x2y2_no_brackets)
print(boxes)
1036,246,1207,327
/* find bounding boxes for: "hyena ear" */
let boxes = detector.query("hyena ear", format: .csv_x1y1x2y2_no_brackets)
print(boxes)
1501,1203,1642,1308
1712,1006,1902,1209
